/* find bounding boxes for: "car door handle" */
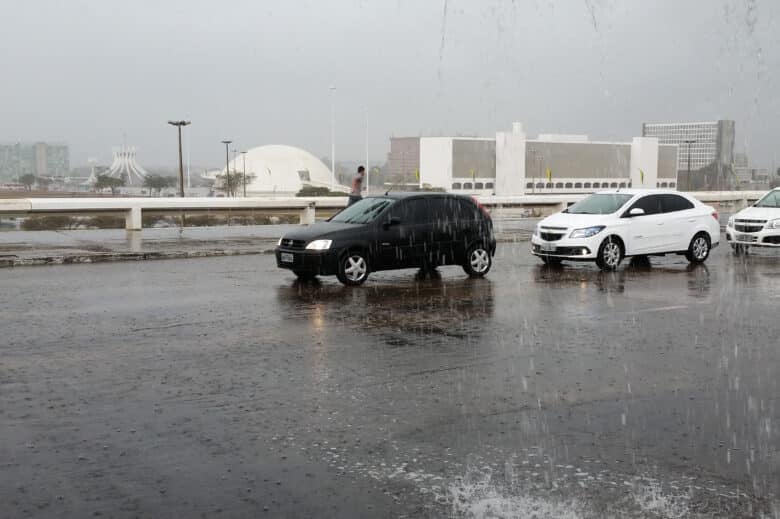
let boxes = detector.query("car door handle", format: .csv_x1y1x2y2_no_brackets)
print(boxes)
688,218,696,222
657,222,664,225
381,242,391,246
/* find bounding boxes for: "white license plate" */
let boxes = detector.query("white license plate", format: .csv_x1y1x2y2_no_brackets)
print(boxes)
281,252,294,263
540,243,556,252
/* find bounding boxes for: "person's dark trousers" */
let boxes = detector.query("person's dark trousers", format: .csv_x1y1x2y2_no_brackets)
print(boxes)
348,195,362,206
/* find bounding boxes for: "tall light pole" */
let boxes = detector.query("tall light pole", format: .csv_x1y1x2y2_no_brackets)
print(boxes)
168,120,190,197
365,106,369,194
241,151,247,197
330,85,336,189
683,139,696,191
221,140,232,196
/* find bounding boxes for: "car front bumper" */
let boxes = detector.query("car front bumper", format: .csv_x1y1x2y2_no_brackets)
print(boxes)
275,247,340,275
530,233,601,260
725,225,780,247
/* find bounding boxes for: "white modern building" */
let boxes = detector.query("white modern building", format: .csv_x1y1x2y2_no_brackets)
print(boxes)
417,123,678,196
642,120,735,190
213,145,348,196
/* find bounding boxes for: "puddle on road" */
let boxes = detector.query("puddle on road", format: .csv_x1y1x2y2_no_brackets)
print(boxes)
268,251,780,518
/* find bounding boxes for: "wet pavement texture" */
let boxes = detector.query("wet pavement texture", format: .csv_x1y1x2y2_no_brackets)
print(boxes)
1,243,779,518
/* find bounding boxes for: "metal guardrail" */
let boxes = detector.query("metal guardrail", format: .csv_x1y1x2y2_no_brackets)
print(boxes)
0,191,768,231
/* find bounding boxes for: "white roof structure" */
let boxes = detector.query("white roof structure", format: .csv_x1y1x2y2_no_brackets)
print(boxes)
103,145,148,186
222,145,347,195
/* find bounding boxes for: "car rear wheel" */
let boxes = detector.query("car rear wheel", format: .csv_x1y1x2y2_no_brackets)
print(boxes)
337,251,369,286
685,233,710,263
595,237,623,271
463,245,492,277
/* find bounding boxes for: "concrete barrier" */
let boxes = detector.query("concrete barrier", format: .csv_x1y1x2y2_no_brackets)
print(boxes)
0,191,768,231
0,196,349,230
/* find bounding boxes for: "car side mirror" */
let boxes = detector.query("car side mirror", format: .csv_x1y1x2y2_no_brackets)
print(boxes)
384,216,401,229
628,207,645,217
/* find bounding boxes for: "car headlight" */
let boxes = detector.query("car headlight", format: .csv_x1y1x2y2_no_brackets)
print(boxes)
305,239,332,250
569,226,605,239
765,219,780,230
533,226,540,237
727,217,734,228
277,237,283,246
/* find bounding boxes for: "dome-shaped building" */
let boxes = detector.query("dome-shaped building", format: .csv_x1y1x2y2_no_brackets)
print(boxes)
220,145,347,195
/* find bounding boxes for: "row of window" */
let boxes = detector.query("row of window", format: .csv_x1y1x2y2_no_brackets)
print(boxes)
450,180,679,191
523,181,677,189
451,182,494,190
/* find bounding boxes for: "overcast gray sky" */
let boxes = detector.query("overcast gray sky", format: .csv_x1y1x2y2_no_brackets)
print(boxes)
1,0,778,170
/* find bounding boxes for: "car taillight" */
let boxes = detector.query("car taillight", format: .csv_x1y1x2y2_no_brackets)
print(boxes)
472,196,491,219
712,212,718,221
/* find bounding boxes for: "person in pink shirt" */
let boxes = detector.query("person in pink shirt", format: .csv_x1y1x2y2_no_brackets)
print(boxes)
348,165,365,206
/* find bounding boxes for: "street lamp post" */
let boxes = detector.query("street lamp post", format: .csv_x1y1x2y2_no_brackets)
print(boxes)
221,140,232,196
168,120,191,197
401,151,406,189
330,86,336,190
241,151,247,197
683,139,697,191
365,106,369,195
232,148,239,195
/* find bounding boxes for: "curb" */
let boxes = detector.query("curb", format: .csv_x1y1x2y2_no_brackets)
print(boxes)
0,248,275,268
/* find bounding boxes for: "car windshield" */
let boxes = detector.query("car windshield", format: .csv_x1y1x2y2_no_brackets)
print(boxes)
329,197,394,224
754,191,780,208
565,193,633,214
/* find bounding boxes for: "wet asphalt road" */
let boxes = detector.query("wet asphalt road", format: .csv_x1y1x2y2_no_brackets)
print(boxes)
1,243,779,518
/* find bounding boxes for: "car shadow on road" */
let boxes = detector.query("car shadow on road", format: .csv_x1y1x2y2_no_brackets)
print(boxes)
276,271,495,346
533,256,712,296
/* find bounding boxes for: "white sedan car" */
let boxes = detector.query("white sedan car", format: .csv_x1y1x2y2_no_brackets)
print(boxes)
531,190,720,270
725,187,780,254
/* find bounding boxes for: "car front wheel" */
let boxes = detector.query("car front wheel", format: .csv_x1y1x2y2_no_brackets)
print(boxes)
595,237,623,271
686,233,711,263
463,245,492,277
337,251,369,286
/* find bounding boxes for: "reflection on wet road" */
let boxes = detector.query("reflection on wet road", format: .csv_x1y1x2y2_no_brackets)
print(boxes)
1,244,778,517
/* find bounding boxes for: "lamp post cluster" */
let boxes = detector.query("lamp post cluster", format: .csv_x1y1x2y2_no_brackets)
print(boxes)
167,121,250,198
170,85,356,198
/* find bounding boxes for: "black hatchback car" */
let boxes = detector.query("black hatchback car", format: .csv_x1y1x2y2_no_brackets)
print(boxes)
275,193,496,285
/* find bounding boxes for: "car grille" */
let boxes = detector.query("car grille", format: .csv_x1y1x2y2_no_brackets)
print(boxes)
533,245,591,256
279,238,306,249
734,219,766,233
539,226,567,242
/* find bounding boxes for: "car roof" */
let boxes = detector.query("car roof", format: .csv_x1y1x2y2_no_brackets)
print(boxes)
368,192,471,200
593,189,686,197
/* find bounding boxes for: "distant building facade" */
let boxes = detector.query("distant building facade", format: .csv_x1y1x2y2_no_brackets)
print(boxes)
386,137,421,186
734,152,772,188
0,142,70,181
413,123,678,196
642,120,735,190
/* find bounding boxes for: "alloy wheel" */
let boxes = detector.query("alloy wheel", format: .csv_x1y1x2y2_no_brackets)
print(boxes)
602,242,621,268
344,255,367,282
470,248,490,273
693,236,709,260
